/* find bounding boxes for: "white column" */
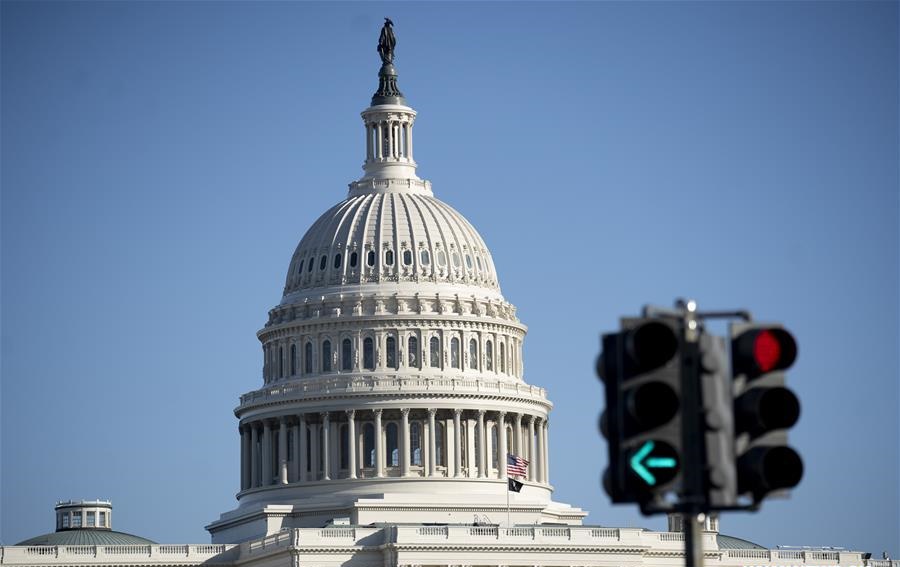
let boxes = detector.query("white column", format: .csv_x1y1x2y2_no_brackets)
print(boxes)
374,409,384,478
534,418,543,483
347,410,357,479
298,415,307,482
527,416,536,482
291,422,300,482
376,123,383,160
262,421,273,486
428,409,437,476
514,414,523,457
477,410,486,478
542,419,550,484
366,124,373,161
401,408,411,477
322,412,331,480
250,424,259,488
498,412,508,478
453,409,463,478
279,418,289,484
407,121,414,160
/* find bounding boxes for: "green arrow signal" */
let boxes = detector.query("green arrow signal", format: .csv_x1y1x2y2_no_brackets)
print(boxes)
630,440,677,486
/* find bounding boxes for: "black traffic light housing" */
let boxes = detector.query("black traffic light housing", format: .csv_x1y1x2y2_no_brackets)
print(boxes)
730,322,803,504
598,318,683,512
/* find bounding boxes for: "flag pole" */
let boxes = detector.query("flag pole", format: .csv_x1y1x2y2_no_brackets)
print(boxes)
506,473,511,527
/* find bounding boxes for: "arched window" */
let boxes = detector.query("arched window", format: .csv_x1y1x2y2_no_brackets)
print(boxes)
403,250,412,265
386,336,397,369
290,344,297,375
350,251,358,268
430,336,440,368
333,253,342,269
411,422,422,466
386,423,399,466
363,423,375,468
450,337,460,369
385,250,394,266
469,339,478,370
408,336,419,368
363,337,375,370
485,340,493,372
340,424,349,469
319,255,327,270
322,340,332,372
436,421,445,467
367,250,375,267
342,339,352,371
304,342,313,374
500,342,506,373
420,250,430,265
279,346,284,378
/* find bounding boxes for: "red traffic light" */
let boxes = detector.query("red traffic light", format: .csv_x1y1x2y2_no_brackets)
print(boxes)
733,328,797,378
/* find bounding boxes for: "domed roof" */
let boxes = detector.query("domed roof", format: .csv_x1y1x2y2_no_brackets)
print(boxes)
281,179,502,305
16,530,155,546
717,534,767,550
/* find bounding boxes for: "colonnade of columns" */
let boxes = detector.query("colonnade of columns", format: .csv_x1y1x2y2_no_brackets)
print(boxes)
238,408,550,492
365,119,413,163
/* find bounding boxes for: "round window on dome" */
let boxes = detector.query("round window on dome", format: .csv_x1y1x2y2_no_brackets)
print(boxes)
465,255,473,269
297,259,305,274
476,256,482,271
385,250,394,266
367,250,375,267
403,250,412,265
334,254,342,269
319,255,327,270
308,257,314,272
452,253,460,268
350,252,358,268
420,250,430,265
436,251,446,266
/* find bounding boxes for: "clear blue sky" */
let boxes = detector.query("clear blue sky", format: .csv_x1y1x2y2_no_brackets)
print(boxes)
2,0,897,556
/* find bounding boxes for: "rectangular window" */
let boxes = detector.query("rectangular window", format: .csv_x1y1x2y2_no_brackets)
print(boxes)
62,514,70,528
71,512,82,528
99,511,107,527
86,511,96,527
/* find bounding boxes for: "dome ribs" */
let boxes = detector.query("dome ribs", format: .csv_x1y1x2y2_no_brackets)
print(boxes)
407,194,437,281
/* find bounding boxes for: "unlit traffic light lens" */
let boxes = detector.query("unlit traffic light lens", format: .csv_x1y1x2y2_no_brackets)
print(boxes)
628,321,678,371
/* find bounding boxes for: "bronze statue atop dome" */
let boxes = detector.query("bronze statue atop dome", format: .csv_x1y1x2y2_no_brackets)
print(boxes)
378,18,396,65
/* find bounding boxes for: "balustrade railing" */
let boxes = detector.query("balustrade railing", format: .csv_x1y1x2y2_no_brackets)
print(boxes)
241,375,546,405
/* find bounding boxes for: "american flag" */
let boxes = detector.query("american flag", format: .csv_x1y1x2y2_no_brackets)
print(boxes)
507,454,529,477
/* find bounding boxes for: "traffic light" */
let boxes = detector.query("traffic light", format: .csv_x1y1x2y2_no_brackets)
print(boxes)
730,322,802,504
698,332,737,508
598,318,683,511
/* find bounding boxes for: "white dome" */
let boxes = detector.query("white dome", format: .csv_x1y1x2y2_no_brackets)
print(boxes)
281,179,502,305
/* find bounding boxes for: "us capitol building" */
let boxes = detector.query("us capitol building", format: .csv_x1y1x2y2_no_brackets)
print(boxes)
2,21,894,567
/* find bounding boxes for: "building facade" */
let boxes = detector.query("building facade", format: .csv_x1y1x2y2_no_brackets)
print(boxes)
2,22,894,567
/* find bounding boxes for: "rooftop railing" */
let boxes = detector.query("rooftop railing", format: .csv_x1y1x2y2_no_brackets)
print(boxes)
239,374,548,406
